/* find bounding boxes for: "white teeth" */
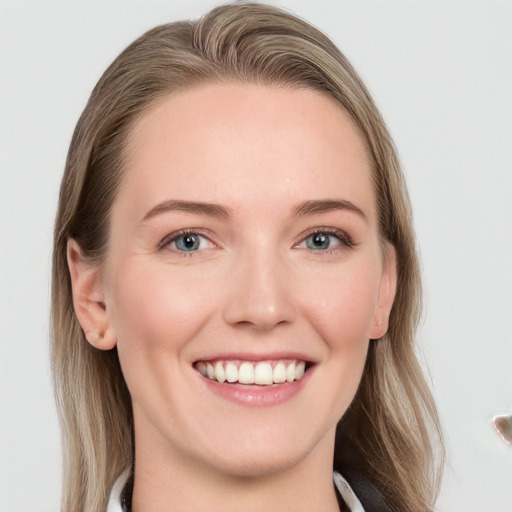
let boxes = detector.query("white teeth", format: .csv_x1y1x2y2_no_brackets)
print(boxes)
254,362,273,385
295,361,306,379
197,359,308,386
273,362,286,383
238,362,255,384
197,361,207,377
286,361,296,382
214,361,226,383
225,362,238,383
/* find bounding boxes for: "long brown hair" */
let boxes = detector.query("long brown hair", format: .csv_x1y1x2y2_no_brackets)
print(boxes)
51,3,443,510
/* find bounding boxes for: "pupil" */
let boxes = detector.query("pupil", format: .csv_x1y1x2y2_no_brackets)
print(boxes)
177,235,199,251
183,236,196,248
312,234,329,249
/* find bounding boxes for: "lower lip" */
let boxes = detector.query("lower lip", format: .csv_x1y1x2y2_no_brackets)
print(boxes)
197,366,314,407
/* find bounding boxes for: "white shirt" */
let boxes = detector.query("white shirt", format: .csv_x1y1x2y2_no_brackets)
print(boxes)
107,469,366,512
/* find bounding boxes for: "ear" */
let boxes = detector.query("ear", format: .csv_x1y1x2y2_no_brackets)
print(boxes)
369,244,398,340
67,239,117,350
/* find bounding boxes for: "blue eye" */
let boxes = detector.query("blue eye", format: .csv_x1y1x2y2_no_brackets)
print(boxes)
297,229,353,252
175,234,202,251
160,231,213,253
306,233,335,250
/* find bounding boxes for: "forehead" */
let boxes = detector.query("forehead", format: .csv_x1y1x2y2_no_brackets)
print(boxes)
119,82,375,221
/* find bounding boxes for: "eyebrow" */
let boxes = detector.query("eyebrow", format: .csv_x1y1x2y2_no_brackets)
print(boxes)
141,198,366,223
142,200,232,221
293,199,367,220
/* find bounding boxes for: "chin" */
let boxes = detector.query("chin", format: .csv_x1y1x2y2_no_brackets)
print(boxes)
206,445,310,479
189,419,333,480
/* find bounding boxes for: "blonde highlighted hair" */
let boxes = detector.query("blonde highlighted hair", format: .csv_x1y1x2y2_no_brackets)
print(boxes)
51,3,443,510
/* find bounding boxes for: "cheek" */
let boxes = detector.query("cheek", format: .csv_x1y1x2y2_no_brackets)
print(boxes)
106,259,224,424
292,263,379,426
107,260,220,357
297,260,381,350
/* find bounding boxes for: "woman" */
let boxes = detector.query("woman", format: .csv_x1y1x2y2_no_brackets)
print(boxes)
51,3,444,511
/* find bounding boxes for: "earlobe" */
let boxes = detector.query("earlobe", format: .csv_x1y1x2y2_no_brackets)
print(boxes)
67,239,117,350
83,329,117,351
369,245,398,340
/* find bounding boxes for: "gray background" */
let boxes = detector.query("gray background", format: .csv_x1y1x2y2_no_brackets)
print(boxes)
1,1,511,510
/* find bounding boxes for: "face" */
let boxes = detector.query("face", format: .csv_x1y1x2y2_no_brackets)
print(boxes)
73,83,396,478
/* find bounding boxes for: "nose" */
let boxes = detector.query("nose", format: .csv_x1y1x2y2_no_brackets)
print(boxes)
222,249,296,331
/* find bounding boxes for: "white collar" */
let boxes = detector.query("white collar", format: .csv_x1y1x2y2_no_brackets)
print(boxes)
107,469,366,512
107,468,131,512
333,471,366,512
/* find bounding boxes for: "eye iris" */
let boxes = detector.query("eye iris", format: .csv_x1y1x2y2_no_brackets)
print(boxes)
176,235,200,251
307,233,330,250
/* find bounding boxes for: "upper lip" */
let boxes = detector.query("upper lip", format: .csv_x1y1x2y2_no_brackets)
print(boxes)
193,351,318,364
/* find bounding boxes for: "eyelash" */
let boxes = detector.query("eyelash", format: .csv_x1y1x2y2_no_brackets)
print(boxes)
158,227,355,256
158,228,215,256
296,227,355,253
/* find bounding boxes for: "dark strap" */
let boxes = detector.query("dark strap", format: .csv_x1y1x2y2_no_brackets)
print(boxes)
120,471,134,512
341,469,391,512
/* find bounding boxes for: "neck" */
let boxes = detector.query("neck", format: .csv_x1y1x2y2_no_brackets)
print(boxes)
131,429,340,512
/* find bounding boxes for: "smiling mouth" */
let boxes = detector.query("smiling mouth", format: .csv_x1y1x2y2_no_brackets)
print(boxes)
194,359,308,386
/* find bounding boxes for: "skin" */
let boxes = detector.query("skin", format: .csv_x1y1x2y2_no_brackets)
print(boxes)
68,83,396,512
